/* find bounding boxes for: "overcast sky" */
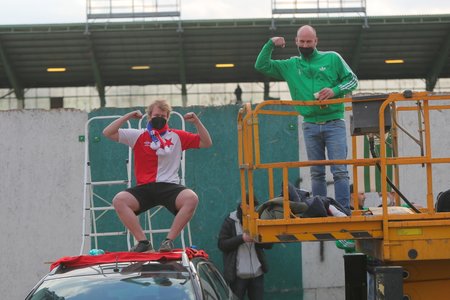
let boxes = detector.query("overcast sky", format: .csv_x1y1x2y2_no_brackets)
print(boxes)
0,0,449,25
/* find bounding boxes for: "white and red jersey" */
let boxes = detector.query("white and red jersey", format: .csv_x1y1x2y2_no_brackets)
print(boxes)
118,128,200,185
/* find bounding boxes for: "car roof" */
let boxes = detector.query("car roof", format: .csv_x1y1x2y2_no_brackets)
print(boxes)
49,260,195,278
50,247,208,273
27,248,235,300
32,253,205,300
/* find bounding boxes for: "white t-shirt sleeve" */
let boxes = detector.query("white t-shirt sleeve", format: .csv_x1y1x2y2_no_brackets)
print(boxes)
118,128,144,148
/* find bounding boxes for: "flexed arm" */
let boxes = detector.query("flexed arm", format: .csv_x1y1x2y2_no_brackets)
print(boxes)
103,110,143,142
184,112,212,148
270,36,286,48
254,38,286,80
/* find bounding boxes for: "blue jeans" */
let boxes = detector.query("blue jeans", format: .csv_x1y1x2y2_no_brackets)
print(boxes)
302,119,350,209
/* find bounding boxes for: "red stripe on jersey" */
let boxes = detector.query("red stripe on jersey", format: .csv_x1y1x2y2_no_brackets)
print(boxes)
131,129,200,185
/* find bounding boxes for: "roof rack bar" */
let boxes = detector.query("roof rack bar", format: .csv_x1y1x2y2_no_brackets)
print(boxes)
86,207,115,211
86,180,129,186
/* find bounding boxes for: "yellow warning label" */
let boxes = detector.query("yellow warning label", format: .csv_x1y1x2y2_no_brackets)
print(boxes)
397,228,423,236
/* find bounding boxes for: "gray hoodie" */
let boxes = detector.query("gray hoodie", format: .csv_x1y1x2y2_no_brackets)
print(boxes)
230,211,263,279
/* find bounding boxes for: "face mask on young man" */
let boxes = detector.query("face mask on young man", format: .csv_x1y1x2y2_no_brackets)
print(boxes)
150,116,167,130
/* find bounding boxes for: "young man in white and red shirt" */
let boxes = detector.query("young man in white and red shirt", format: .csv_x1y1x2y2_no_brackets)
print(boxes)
103,99,212,252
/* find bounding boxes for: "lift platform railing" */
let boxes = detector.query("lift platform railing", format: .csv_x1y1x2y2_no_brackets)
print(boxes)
237,91,450,262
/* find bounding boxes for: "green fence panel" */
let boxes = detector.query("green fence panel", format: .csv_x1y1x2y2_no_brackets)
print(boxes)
87,104,302,299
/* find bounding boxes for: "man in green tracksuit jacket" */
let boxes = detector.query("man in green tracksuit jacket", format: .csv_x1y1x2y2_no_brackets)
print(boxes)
255,25,358,210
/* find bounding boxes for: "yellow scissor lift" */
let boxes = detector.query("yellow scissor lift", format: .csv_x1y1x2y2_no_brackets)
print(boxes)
238,91,450,299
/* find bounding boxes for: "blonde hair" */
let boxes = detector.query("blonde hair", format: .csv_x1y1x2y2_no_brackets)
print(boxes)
147,99,172,119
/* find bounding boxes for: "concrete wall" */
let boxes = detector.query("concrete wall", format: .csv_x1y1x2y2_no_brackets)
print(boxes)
0,109,87,300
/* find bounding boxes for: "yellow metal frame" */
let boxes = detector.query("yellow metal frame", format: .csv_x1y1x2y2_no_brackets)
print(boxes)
237,92,450,266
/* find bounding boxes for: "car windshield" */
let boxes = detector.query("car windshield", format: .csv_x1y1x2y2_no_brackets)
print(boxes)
29,273,196,300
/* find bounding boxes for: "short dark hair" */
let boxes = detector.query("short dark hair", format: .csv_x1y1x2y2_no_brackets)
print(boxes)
236,193,259,222
436,189,450,212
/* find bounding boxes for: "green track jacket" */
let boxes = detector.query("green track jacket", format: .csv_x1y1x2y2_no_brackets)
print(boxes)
255,39,358,123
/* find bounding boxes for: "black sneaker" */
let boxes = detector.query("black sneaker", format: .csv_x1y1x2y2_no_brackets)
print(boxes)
130,240,153,252
159,239,174,252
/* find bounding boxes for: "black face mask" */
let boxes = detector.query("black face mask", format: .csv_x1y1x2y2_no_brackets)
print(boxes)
150,116,167,130
298,47,314,58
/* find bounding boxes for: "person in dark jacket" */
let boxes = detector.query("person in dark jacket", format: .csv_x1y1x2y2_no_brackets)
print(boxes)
218,198,273,300
234,84,243,104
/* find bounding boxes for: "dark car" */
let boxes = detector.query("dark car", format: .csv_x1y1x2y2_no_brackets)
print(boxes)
26,248,237,300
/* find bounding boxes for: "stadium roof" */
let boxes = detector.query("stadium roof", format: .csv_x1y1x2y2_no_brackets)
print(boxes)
0,14,450,103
